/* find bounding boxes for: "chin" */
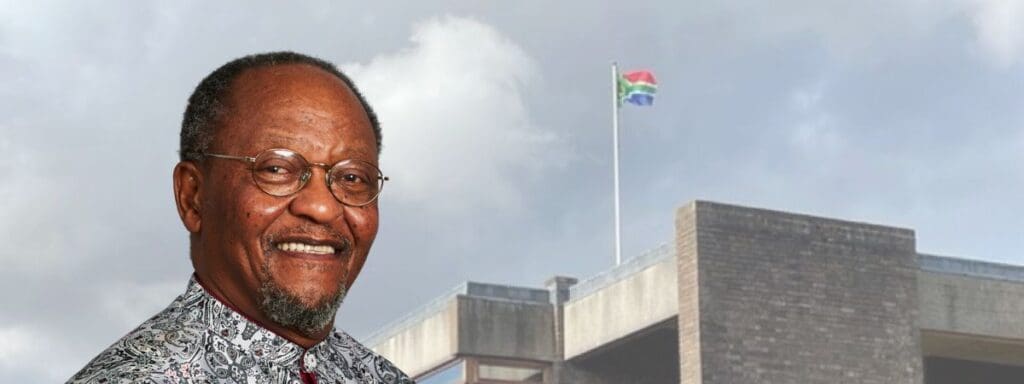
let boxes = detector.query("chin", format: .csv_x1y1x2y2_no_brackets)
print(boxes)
258,268,349,335
260,248,344,290
266,266,346,304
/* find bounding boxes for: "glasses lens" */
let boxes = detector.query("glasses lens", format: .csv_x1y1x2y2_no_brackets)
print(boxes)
252,149,308,196
328,160,383,206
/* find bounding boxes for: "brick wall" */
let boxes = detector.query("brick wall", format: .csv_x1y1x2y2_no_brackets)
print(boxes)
677,201,922,383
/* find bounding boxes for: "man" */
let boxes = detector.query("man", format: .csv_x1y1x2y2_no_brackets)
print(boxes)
69,52,412,384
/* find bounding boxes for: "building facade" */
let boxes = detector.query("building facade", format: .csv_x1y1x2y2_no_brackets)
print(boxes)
365,201,1024,384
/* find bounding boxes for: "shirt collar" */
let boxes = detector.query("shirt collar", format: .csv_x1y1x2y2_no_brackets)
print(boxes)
184,275,338,366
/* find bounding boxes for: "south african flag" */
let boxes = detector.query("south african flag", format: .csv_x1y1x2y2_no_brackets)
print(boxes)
618,70,657,106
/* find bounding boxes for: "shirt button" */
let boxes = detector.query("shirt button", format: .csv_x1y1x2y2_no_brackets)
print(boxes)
304,353,318,370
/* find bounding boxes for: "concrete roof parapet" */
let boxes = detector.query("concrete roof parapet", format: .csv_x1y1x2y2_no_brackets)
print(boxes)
362,281,470,346
918,253,1024,282
567,241,676,303
362,281,553,346
464,281,550,304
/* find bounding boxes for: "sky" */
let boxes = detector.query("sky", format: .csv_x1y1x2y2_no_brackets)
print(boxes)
1,1,1023,381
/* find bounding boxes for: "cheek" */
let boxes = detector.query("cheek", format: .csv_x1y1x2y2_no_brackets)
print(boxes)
219,189,288,242
241,197,289,235
345,206,380,243
243,197,287,218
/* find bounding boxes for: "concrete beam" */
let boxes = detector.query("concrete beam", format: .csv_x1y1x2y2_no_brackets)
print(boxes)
456,295,556,362
370,298,459,378
921,330,1024,367
918,270,1024,341
562,257,678,359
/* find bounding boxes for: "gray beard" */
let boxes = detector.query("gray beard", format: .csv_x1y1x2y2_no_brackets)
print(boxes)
257,272,347,337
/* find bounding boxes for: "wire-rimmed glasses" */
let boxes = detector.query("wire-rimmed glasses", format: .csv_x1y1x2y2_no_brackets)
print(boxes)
204,148,387,207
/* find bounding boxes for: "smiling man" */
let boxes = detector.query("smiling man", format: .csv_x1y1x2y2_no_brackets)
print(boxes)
69,52,412,383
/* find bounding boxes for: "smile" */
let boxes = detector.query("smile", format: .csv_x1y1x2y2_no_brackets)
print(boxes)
276,242,336,255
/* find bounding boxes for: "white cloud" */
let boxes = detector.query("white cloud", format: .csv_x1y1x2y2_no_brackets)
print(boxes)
0,137,117,276
791,115,842,154
345,16,561,216
682,0,1024,68
99,280,183,330
0,326,78,382
789,82,843,156
0,327,33,365
967,0,1024,68
680,0,959,62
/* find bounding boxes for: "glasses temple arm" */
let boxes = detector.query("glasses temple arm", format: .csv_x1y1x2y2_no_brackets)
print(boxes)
204,153,257,163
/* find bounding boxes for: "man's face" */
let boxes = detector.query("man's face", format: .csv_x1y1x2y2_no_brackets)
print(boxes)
194,64,379,333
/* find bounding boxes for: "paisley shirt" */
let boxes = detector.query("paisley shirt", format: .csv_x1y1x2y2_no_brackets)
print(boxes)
68,277,413,384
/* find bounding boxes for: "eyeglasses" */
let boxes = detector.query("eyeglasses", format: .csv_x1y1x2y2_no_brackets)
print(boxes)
203,148,388,207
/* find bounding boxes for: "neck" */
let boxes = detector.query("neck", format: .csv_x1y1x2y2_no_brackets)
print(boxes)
193,272,331,349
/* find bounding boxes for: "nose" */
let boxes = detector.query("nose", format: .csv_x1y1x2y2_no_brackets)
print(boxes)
288,168,344,224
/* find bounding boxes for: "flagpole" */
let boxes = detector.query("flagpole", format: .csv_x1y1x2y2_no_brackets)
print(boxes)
611,62,622,266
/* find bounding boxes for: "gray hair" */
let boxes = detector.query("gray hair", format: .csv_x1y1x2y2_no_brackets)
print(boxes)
258,275,348,336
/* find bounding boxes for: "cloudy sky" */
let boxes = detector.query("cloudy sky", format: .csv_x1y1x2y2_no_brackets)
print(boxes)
2,1,1023,381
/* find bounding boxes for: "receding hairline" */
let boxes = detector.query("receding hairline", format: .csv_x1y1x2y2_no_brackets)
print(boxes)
179,51,382,163
205,63,378,154
222,63,369,116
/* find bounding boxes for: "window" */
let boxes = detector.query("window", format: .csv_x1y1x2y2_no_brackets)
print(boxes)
477,363,543,383
418,359,465,384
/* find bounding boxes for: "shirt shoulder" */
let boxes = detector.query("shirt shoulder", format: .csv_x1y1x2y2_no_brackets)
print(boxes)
67,291,208,383
323,330,415,384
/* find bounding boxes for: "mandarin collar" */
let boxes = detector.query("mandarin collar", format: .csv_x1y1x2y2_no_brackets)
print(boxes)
185,276,335,367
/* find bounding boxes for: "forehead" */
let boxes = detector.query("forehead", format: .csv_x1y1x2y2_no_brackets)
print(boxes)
213,64,376,160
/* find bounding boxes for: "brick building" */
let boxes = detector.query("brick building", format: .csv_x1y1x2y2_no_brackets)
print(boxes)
364,201,1024,383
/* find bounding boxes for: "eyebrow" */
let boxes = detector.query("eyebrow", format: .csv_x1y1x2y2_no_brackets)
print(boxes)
261,132,377,161
263,133,314,149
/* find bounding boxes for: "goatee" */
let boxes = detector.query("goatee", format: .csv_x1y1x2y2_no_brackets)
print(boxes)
257,275,347,336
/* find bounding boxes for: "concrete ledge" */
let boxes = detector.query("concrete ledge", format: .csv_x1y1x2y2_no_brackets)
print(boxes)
563,255,678,359
568,242,674,302
365,281,550,347
918,270,1024,341
919,254,1024,283
367,281,554,377
921,330,1024,367
457,296,556,361
370,298,459,377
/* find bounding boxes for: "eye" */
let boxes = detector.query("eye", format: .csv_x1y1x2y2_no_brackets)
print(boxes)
340,172,366,184
253,159,302,186
332,167,375,191
258,165,291,174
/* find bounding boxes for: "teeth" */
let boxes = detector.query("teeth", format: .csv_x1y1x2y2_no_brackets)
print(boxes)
276,242,335,255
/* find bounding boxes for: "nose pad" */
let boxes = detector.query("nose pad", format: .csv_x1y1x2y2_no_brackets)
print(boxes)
299,169,312,184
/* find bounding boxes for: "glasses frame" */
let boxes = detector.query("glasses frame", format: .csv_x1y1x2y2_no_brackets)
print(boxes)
203,148,389,207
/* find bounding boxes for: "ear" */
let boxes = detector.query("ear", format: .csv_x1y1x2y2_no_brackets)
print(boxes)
173,161,203,233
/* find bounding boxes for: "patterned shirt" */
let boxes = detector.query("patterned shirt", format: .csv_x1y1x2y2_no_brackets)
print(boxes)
68,277,413,384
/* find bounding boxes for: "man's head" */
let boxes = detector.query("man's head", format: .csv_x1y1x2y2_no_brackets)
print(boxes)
172,52,382,339
179,52,381,162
